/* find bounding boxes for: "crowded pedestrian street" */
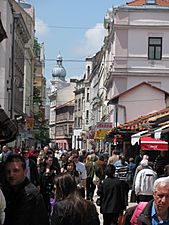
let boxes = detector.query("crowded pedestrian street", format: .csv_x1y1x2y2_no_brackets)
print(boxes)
0,145,169,225
1,0,169,224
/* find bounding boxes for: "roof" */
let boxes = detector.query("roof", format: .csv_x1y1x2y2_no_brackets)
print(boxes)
108,82,169,105
116,107,169,131
55,99,75,110
127,0,169,7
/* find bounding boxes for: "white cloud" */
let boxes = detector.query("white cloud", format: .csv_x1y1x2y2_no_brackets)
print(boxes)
35,18,48,36
75,23,105,57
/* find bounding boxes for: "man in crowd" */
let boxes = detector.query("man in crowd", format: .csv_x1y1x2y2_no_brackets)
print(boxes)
98,164,129,225
72,150,87,198
123,176,169,224
108,150,119,165
1,145,11,162
154,151,169,177
135,159,157,203
22,149,40,189
134,149,145,168
2,154,49,225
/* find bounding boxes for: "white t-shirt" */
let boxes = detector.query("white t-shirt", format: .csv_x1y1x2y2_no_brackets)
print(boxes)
75,161,87,180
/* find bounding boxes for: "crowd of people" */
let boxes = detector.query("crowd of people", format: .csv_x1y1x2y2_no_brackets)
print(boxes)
0,145,168,225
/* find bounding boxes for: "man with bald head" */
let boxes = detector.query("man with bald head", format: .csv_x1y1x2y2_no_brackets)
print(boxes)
1,145,11,162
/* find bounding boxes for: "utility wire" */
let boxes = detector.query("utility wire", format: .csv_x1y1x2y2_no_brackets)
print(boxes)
45,58,85,62
36,25,103,30
15,57,114,63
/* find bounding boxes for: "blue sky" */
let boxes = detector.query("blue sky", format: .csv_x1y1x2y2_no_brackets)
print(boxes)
28,0,126,84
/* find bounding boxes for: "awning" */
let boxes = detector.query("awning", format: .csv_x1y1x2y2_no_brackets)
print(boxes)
154,124,169,139
140,136,168,151
131,130,148,146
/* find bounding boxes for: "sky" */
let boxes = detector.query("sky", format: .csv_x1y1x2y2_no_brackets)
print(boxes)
27,0,127,84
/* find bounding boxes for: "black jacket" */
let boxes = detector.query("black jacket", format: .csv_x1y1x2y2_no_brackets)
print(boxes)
123,200,156,225
2,177,49,225
29,158,40,186
98,176,129,214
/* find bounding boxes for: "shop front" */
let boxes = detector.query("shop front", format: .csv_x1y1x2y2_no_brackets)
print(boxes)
140,136,168,151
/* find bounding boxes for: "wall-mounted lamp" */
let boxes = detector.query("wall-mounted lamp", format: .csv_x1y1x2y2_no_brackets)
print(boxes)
7,81,24,92
17,81,24,92
7,73,24,93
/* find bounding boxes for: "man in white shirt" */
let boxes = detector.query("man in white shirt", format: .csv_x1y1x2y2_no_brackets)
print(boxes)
135,159,157,203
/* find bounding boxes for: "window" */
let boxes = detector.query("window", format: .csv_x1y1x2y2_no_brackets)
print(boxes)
148,37,162,60
78,117,82,128
87,66,90,77
146,0,156,4
69,125,73,134
86,88,90,102
78,99,81,111
86,110,89,124
75,117,77,128
75,100,77,111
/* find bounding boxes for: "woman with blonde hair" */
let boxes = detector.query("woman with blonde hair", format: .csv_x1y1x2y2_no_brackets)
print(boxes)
51,172,100,225
85,155,96,201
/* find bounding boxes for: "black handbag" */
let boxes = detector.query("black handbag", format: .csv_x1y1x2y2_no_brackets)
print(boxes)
130,189,137,202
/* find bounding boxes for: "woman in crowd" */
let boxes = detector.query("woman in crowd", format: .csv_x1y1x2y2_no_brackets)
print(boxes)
51,172,100,225
64,159,80,185
40,155,56,215
85,155,96,201
64,158,88,197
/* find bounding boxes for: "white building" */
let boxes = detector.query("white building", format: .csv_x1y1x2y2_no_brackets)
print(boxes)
48,54,76,149
104,0,169,124
85,0,169,151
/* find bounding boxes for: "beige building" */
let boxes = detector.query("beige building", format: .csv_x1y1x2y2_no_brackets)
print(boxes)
72,77,85,150
48,55,76,150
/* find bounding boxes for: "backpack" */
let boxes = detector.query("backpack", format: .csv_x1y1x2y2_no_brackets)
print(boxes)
130,202,148,225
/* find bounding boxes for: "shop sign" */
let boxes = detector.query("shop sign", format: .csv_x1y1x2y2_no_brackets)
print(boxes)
94,129,111,140
96,122,112,130
26,117,34,129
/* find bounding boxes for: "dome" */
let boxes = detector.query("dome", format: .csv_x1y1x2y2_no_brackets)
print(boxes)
52,66,66,80
52,54,66,81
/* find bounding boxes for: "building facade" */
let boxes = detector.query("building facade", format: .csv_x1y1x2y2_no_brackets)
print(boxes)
72,77,85,150
83,0,169,152
48,54,76,150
